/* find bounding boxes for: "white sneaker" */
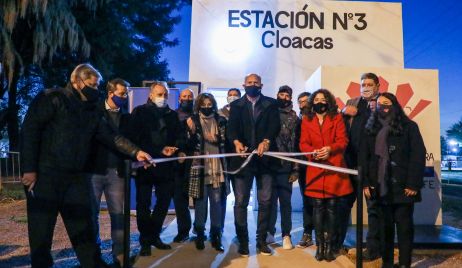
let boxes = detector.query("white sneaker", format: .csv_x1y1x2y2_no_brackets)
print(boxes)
266,232,275,244
282,235,293,250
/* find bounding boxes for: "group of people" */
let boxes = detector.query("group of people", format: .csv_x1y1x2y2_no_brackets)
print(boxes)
20,63,426,268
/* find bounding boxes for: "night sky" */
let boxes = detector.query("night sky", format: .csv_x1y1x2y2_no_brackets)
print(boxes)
161,0,462,134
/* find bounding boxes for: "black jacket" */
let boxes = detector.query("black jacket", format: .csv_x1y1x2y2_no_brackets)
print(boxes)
359,119,426,203
86,102,132,175
344,97,371,168
20,85,139,175
128,100,185,178
227,94,281,173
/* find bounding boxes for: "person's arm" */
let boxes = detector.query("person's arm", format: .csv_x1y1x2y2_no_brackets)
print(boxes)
299,118,315,157
405,122,426,191
20,91,57,190
21,92,56,173
261,101,281,142
329,115,349,154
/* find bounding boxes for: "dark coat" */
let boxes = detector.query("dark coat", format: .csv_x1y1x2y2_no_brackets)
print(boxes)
127,100,185,178
359,119,426,204
86,102,132,176
276,105,300,176
20,85,139,175
343,97,371,168
226,94,281,174
187,113,230,199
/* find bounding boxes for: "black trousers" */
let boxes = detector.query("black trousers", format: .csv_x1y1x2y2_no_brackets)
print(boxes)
380,203,415,267
26,173,101,268
135,170,174,246
366,197,381,255
298,166,314,234
173,167,191,236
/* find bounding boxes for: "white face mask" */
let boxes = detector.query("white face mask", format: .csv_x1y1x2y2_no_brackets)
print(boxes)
361,87,375,100
227,96,240,104
153,97,167,108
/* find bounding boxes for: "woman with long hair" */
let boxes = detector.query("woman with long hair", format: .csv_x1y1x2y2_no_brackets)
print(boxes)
186,93,230,251
360,92,426,268
299,89,353,262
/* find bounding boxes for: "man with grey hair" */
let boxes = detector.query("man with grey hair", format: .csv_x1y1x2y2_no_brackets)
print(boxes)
127,81,185,256
20,63,152,267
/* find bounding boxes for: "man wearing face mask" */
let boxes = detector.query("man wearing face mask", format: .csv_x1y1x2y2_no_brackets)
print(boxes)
86,78,131,266
267,85,300,250
295,92,315,248
218,88,241,120
127,81,185,256
340,72,381,259
20,64,152,268
172,88,194,243
227,73,281,256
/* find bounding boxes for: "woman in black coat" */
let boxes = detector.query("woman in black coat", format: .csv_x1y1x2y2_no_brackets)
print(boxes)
360,92,426,268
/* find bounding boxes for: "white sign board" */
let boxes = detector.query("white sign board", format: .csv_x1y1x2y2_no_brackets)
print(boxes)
306,66,441,225
189,0,403,95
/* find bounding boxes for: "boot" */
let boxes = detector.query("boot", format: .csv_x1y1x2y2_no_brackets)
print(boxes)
211,233,224,252
195,235,205,250
324,239,335,262
315,232,325,261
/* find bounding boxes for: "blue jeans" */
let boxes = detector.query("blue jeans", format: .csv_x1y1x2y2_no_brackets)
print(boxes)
269,173,293,237
194,184,226,236
234,173,273,243
91,169,124,261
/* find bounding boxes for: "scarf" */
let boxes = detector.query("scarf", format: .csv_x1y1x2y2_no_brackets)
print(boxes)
375,117,392,197
199,112,224,188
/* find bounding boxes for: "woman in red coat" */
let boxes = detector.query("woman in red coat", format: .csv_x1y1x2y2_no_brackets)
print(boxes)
299,89,353,262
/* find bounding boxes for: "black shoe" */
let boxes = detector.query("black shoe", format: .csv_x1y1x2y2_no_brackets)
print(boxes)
139,244,152,256
152,237,172,250
173,233,190,243
297,233,314,248
256,241,272,256
195,236,205,250
238,242,249,257
211,234,224,252
363,249,381,261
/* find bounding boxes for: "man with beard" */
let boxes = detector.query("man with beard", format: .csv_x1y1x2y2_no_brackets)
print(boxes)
267,85,300,250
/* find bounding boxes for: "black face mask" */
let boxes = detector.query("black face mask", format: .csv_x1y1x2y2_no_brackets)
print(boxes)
82,86,100,103
313,102,328,114
244,85,261,98
200,107,214,116
377,104,393,118
180,100,193,112
277,98,292,108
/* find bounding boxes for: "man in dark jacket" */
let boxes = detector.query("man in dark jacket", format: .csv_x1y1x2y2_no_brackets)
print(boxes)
172,88,194,243
295,91,314,248
227,73,281,256
128,81,185,256
20,64,151,268
87,78,131,266
267,85,299,250
340,72,381,258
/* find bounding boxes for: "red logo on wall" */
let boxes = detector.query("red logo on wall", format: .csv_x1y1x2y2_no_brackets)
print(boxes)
336,76,432,120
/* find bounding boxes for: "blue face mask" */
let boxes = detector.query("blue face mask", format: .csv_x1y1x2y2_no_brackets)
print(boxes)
112,95,128,108
244,85,261,97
